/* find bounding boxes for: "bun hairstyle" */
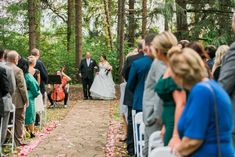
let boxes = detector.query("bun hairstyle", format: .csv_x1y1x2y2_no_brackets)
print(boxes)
169,48,207,87
167,46,182,59
151,31,178,56
27,55,36,65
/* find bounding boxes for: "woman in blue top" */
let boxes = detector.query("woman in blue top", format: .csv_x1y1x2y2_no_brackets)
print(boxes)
168,47,234,156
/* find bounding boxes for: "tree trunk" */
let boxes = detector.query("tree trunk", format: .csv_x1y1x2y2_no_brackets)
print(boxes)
75,0,83,68
35,0,41,49
67,0,75,53
117,0,125,82
128,0,135,47
28,0,37,53
103,0,113,51
176,0,188,40
142,0,147,38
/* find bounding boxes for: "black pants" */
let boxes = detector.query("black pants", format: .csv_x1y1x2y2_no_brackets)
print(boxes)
127,106,134,155
47,88,69,105
82,78,93,98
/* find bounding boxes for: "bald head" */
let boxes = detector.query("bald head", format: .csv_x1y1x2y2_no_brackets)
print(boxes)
86,52,91,59
7,50,19,65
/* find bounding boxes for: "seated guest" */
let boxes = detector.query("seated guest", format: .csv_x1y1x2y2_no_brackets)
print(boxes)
18,58,40,138
168,47,234,157
48,66,71,108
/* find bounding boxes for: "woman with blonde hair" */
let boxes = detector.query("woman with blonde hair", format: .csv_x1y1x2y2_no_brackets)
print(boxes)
152,31,186,147
212,45,229,81
168,47,233,157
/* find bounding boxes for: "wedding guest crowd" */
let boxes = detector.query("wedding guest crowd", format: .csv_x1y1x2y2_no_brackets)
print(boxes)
119,12,235,157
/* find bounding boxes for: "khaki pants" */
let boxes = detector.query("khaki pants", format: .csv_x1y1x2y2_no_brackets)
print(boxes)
15,108,25,146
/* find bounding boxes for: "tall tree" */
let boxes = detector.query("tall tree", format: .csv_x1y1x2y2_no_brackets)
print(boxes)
28,0,36,52
176,0,188,40
67,0,75,52
128,0,135,47
117,0,125,82
103,0,113,51
142,0,147,38
75,0,83,68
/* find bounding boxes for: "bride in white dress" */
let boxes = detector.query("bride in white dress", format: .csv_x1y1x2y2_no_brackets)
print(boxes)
90,55,116,100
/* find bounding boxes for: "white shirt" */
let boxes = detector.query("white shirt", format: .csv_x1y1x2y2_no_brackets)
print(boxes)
86,58,90,67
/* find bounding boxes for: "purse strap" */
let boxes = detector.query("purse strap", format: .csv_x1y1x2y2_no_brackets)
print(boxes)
205,82,222,157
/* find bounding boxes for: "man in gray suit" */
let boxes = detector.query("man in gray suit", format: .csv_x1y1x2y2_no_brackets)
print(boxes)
0,49,16,145
6,51,28,146
219,12,235,145
142,57,166,156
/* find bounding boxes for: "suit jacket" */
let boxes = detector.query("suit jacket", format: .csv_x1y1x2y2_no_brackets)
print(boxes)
35,59,48,94
6,62,28,109
127,56,153,111
219,42,235,132
79,58,98,80
122,52,144,107
0,62,16,96
0,67,10,115
142,60,166,126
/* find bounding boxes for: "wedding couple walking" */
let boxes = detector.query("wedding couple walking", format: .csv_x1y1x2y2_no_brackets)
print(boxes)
79,52,116,100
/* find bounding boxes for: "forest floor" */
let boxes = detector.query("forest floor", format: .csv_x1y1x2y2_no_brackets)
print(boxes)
7,85,128,157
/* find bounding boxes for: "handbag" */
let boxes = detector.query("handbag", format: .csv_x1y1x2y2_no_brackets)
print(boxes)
205,82,222,157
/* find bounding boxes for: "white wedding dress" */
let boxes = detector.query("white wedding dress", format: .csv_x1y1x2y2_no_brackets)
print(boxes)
90,62,116,100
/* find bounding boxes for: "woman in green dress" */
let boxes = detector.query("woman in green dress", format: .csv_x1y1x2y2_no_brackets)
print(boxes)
151,32,186,147
18,58,39,138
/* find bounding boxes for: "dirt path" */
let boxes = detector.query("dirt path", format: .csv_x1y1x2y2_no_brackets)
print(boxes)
29,100,113,157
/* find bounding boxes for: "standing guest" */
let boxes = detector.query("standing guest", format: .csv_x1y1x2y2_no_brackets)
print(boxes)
31,48,48,126
154,32,186,147
212,45,229,81
18,58,39,138
122,40,145,155
79,52,98,100
0,67,10,145
0,49,16,145
205,45,217,70
187,42,213,79
219,12,235,146
142,40,166,156
169,47,234,157
177,40,189,49
127,34,155,154
28,56,40,85
6,51,28,146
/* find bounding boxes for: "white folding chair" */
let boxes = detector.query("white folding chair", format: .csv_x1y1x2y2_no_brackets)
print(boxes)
1,105,16,155
138,122,145,157
148,131,164,155
134,112,144,157
132,110,137,154
149,147,176,157
0,117,3,155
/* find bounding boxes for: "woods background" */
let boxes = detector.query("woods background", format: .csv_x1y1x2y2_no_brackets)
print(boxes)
1,0,235,83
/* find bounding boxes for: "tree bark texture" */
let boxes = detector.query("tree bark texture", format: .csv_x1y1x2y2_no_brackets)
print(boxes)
117,0,125,82
176,0,188,40
128,0,135,47
67,0,75,53
142,0,147,38
103,0,113,51
75,0,83,68
28,0,36,52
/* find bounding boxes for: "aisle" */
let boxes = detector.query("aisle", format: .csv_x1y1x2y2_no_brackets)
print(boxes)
29,100,112,157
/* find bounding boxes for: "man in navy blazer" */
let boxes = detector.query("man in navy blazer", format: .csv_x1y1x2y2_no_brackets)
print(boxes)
127,34,156,112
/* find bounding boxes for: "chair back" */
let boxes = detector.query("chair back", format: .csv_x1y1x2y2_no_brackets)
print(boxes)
149,147,176,157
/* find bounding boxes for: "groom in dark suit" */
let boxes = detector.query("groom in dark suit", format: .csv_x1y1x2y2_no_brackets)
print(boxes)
79,52,98,100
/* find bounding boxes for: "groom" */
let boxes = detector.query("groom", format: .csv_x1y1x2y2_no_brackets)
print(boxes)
79,52,98,100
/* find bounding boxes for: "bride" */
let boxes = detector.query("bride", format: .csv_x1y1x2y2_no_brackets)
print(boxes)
90,55,116,100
